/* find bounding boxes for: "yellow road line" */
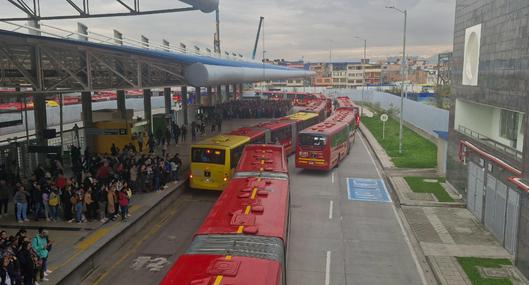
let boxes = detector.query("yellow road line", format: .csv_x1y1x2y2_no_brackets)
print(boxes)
76,227,112,251
91,202,183,285
236,226,244,234
213,275,223,285
244,205,251,214
250,188,258,199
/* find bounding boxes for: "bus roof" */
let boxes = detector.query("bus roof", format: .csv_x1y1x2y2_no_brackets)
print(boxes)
160,254,281,285
236,144,288,174
300,100,326,113
285,112,319,122
329,110,356,125
255,119,293,131
196,177,289,240
229,127,267,141
300,121,349,135
193,135,250,149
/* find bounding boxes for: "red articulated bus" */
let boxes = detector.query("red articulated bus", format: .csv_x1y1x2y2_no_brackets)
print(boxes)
161,144,290,285
254,120,297,154
299,99,328,122
296,97,360,171
335,96,360,113
229,126,269,144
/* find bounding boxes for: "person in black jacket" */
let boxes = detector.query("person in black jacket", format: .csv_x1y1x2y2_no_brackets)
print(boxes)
17,241,35,285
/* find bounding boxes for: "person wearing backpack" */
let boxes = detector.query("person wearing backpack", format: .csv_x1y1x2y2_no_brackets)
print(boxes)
48,189,60,221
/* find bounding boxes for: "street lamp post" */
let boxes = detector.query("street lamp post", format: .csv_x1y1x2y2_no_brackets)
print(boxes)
354,36,367,115
386,5,407,155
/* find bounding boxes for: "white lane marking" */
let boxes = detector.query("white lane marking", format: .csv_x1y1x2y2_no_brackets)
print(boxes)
325,250,331,285
331,171,335,184
359,135,428,285
328,200,333,219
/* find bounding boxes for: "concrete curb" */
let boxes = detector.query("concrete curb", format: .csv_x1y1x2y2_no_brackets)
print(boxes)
50,179,188,284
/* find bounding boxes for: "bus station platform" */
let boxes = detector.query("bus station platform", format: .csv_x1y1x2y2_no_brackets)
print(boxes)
0,118,267,284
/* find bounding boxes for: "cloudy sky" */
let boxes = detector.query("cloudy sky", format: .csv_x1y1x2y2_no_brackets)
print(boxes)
0,0,456,62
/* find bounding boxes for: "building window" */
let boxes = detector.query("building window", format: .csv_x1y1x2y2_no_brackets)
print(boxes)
500,109,519,141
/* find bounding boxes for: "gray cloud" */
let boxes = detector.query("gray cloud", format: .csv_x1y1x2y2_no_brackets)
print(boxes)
0,0,455,61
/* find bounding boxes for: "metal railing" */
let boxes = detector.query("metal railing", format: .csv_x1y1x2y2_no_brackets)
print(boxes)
0,21,253,63
458,125,523,162
0,128,85,177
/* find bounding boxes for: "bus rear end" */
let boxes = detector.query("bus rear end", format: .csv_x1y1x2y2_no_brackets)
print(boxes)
295,132,330,170
190,147,230,191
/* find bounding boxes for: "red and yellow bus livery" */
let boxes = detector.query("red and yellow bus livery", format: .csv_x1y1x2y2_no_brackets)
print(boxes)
161,144,289,285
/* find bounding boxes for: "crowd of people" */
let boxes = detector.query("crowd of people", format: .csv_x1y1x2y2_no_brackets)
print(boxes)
214,99,292,120
0,227,54,284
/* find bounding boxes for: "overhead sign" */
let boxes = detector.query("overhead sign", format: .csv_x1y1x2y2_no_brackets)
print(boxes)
380,114,388,122
28,145,62,154
85,128,128,136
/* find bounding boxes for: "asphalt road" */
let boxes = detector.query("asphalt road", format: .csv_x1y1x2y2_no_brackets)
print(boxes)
82,190,220,285
85,133,425,285
286,135,425,285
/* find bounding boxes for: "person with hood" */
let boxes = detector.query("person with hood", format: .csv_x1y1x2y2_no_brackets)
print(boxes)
17,241,36,285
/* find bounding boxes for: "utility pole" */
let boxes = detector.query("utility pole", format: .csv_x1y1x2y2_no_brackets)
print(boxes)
214,8,221,54
354,36,367,115
386,5,407,155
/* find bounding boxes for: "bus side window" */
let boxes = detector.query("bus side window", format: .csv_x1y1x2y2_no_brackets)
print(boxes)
230,145,244,169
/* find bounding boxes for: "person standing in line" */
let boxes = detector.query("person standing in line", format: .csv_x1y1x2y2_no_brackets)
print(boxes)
165,127,172,146
96,185,108,223
84,187,95,222
173,123,180,144
32,228,52,282
137,132,144,153
118,189,129,222
17,241,36,285
0,180,9,217
190,121,196,141
48,188,60,221
14,185,29,223
62,184,74,223
107,185,116,221
181,124,187,142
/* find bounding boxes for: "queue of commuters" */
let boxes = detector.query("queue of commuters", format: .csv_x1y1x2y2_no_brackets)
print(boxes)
0,227,54,284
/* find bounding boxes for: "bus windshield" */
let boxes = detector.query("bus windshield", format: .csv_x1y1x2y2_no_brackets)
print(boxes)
299,134,327,147
191,148,226,164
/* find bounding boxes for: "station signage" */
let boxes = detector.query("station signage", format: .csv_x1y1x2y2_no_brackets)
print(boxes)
85,128,128,136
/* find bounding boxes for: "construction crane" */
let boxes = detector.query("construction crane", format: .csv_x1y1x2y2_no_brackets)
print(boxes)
252,16,264,60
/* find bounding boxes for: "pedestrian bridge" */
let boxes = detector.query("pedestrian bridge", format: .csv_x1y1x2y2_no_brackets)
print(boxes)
0,22,311,95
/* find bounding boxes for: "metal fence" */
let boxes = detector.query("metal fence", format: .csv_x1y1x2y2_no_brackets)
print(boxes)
325,89,449,137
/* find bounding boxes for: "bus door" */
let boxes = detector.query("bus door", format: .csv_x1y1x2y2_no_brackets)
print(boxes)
264,129,271,144
290,122,297,150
